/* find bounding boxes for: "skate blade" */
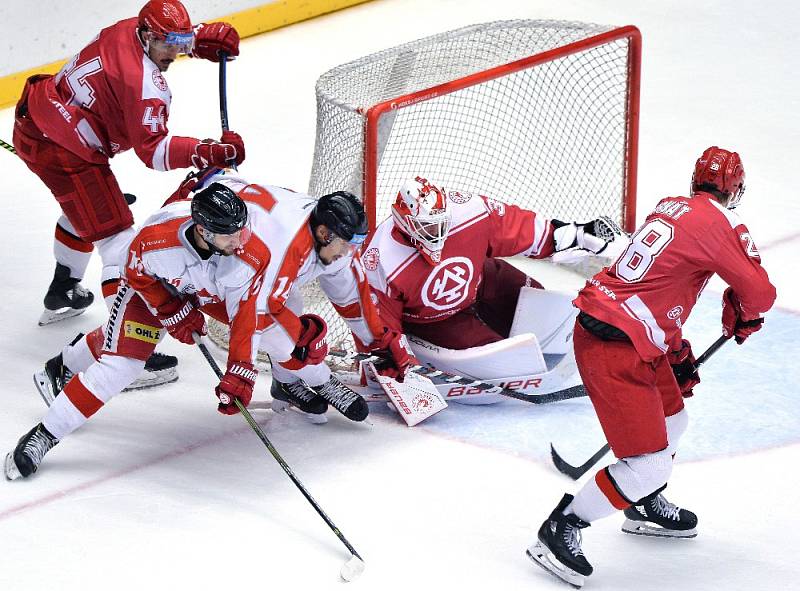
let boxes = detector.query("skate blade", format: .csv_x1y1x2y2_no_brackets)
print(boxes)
38,306,88,326
526,542,585,589
32,370,55,407
621,519,697,538
123,368,179,391
4,452,22,481
271,399,328,424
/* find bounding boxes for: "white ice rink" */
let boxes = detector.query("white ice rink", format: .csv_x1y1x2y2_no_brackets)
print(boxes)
1,1,799,590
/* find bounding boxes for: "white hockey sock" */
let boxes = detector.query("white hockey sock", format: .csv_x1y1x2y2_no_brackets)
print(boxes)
62,334,97,374
565,475,619,523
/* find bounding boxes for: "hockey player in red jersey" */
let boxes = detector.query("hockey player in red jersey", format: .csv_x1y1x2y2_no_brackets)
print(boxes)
527,147,777,588
5,171,412,480
359,176,617,350
12,0,244,328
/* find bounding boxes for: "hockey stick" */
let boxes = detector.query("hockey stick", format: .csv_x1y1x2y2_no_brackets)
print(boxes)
330,351,587,405
194,336,365,582
217,51,238,172
1,138,16,154
550,334,730,480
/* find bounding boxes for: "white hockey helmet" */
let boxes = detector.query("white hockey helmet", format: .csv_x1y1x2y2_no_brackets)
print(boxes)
391,177,451,264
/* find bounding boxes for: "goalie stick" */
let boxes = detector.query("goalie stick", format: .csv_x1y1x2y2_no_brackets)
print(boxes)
330,351,587,405
550,334,729,480
194,336,365,582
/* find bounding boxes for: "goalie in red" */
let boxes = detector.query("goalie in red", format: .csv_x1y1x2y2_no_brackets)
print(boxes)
526,146,776,588
5,170,413,480
12,0,244,330
356,176,621,404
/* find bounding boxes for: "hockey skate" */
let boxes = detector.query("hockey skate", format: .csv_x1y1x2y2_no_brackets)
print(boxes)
4,424,59,480
270,379,328,424
527,494,593,589
34,346,179,406
621,489,698,538
39,263,95,326
311,375,369,422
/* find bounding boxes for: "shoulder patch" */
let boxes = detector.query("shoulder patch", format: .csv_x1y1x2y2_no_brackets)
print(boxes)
448,190,473,204
362,247,380,271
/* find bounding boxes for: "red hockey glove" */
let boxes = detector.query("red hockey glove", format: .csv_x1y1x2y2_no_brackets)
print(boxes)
668,339,700,397
193,22,240,62
280,314,329,370
215,361,257,415
721,287,764,344
371,328,415,382
191,131,245,169
156,296,207,345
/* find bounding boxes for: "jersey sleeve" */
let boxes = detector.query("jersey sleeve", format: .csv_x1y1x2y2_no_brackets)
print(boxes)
124,237,176,310
317,252,386,349
709,222,776,318
224,269,267,366
481,196,555,259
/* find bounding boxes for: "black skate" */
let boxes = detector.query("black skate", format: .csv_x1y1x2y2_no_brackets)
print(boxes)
311,375,369,422
622,489,698,538
39,263,95,326
527,494,593,589
33,352,73,406
125,352,179,391
4,424,59,480
270,379,328,424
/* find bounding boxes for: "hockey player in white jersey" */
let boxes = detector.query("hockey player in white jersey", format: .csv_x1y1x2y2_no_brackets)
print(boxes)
357,176,621,403
6,171,412,480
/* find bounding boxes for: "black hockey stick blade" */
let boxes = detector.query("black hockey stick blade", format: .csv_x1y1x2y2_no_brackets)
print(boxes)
550,443,611,480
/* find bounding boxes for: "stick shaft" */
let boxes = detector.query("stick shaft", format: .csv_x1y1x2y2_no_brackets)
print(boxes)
196,340,362,560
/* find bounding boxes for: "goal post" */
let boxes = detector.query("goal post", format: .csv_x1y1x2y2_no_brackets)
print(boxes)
309,20,641,233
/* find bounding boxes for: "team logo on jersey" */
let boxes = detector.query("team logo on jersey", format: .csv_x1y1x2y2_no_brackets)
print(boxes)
152,69,168,92
421,257,474,311
124,321,162,344
362,247,380,271
667,305,684,320
485,198,506,216
448,190,472,204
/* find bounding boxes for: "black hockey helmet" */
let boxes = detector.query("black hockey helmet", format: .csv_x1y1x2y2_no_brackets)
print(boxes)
310,191,368,244
191,182,248,234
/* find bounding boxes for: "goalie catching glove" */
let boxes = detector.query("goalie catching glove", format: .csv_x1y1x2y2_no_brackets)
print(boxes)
668,338,700,397
215,361,257,415
370,328,415,382
722,287,764,344
552,216,622,255
156,296,207,344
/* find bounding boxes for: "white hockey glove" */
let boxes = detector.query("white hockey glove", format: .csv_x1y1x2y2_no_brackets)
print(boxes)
552,216,623,255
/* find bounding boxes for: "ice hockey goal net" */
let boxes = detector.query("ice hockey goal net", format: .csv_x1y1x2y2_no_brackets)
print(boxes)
209,20,641,366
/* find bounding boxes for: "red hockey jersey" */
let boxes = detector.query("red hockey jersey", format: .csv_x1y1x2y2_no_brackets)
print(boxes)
360,191,555,331
574,193,776,361
26,18,195,170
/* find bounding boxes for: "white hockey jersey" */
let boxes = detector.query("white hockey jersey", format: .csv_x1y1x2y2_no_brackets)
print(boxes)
124,173,384,367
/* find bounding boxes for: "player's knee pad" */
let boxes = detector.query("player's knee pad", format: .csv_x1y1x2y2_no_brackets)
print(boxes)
665,407,689,456
607,448,674,504
80,354,146,403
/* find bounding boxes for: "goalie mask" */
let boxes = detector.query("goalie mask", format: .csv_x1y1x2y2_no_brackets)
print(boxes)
691,146,746,209
392,177,451,265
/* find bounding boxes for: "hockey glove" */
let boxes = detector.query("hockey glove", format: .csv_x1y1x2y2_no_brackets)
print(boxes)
193,22,240,62
156,296,207,345
280,314,329,370
215,361,257,415
552,217,620,255
668,339,700,397
191,131,245,169
721,287,764,344
371,328,415,382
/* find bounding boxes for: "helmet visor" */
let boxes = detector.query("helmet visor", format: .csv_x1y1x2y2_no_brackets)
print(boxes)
151,30,195,54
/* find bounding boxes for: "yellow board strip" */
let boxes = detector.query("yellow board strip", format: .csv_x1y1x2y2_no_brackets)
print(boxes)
0,0,372,109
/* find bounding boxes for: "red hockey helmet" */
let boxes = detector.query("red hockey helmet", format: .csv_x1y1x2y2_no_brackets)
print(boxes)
138,1,194,53
391,177,451,264
691,146,746,209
